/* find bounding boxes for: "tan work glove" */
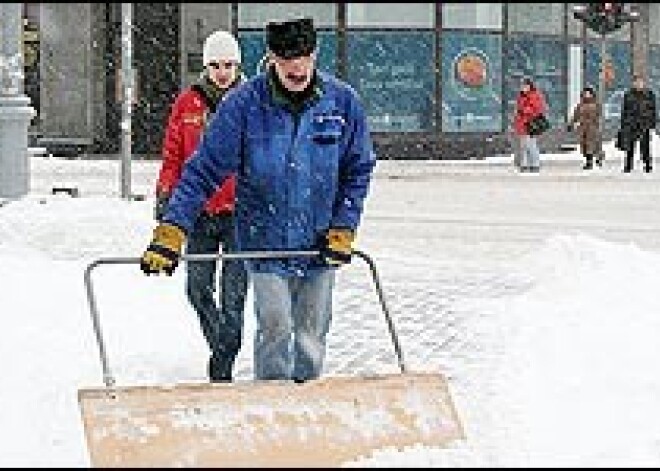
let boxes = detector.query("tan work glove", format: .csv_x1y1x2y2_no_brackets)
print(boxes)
320,228,355,267
140,223,186,275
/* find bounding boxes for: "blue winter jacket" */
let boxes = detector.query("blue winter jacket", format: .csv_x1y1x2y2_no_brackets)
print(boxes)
163,70,377,276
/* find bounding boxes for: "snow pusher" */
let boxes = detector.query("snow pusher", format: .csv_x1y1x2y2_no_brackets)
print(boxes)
78,250,464,467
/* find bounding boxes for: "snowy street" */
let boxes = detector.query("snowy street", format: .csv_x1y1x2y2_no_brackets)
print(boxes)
3,142,660,466
4,2,660,467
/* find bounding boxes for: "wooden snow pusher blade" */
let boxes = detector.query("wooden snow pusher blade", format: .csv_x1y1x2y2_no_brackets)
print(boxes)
78,372,463,467
79,251,464,467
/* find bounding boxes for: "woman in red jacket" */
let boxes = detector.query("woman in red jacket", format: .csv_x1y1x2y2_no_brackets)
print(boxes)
154,30,248,383
513,77,547,173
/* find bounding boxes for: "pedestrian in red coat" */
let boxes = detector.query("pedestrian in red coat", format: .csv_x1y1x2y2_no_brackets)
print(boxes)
154,30,249,383
513,77,547,173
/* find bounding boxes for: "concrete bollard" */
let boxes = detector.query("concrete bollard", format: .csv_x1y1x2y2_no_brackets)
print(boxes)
1,4,37,201
0,95,35,199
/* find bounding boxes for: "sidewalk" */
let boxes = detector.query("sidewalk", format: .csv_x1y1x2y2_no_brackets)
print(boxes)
26,134,660,201
373,139,654,179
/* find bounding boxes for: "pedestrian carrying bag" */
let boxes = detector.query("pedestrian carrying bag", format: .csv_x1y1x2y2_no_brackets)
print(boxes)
526,114,551,137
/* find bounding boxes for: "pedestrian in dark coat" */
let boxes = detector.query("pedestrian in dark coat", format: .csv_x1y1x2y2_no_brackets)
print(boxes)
619,75,657,173
568,86,602,170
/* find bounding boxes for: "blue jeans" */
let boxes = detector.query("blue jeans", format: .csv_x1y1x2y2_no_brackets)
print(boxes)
185,212,248,374
251,270,335,381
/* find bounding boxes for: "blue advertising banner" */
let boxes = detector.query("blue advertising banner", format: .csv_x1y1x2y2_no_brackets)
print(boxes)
505,36,566,129
442,31,503,133
237,30,337,79
585,40,631,130
346,31,435,132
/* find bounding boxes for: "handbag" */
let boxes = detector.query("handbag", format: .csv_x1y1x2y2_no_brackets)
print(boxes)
526,114,551,137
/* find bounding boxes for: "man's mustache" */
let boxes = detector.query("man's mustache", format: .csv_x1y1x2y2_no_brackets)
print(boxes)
286,73,308,84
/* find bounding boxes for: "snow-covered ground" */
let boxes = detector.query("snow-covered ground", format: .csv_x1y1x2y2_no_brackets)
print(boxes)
3,138,660,467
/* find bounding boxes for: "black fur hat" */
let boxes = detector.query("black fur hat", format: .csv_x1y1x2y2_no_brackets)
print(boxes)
266,17,317,59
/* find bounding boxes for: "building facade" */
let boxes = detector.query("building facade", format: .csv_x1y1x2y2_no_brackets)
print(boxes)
21,3,656,160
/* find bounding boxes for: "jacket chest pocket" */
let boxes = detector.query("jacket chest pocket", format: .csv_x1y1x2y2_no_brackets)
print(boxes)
311,114,345,145
245,133,287,183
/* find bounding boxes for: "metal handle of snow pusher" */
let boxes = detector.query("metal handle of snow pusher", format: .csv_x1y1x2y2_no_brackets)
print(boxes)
84,250,406,388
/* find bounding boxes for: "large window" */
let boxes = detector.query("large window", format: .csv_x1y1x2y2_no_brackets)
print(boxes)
585,40,631,130
238,3,336,28
505,36,566,128
442,31,503,133
347,3,433,28
508,4,564,36
346,4,435,133
442,3,502,30
347,31,435,132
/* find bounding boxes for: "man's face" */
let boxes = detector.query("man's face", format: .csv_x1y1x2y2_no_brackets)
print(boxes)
207,59,239,90
634,77,645,90
272,52,316,92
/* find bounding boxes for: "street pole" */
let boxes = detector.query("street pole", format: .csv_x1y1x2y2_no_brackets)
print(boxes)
599,34,607,162
0,3,35,200
120,3,133,200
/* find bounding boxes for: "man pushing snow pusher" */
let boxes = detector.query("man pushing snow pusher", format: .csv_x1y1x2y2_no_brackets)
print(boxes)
77,17,464,467
141,16,374,383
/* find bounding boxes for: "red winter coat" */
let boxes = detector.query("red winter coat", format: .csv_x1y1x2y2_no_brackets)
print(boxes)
156,86,235,214
513,88,547,136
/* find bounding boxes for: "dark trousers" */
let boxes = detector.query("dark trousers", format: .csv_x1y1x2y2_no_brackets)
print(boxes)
625,129,652,171
185,212,248,379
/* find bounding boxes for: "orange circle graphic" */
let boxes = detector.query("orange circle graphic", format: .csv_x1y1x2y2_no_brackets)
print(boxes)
455,54,487,88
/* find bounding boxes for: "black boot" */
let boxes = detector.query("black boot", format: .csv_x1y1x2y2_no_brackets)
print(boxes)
623,152,634,173
595,152,604,167
582,154,593,170
208,354,235,383
643,158,652,173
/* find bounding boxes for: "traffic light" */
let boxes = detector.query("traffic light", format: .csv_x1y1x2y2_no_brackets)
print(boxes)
574,3,626,36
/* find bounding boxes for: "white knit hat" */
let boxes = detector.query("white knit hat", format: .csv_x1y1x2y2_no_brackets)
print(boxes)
202,30,241,66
